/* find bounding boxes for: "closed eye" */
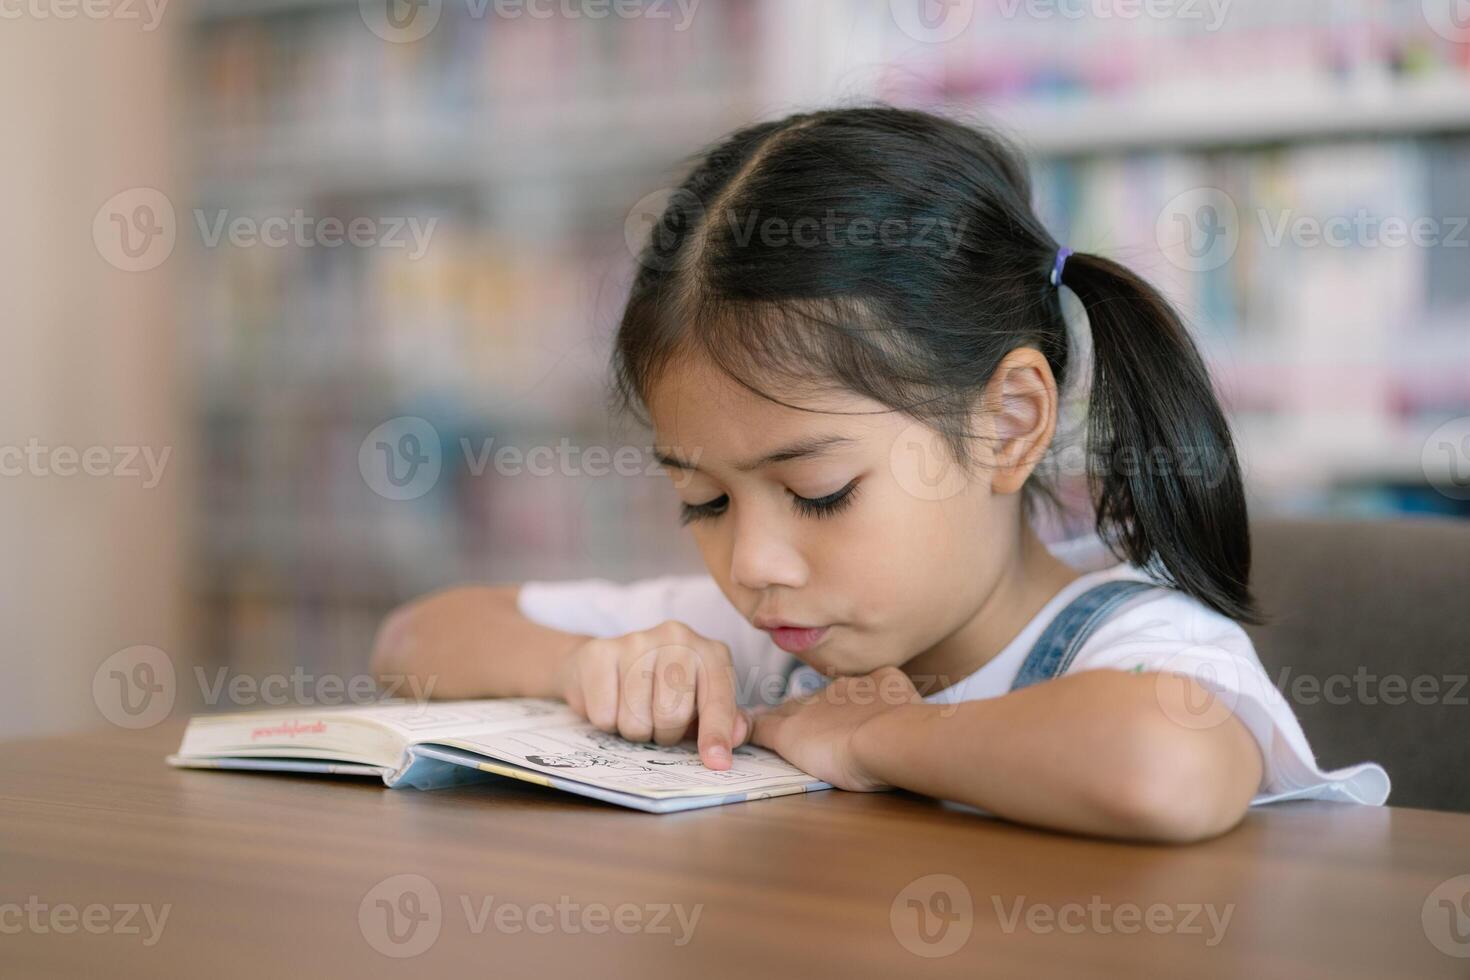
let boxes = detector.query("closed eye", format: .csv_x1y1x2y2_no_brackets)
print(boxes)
678,479,861,526
678,494,729,526
789,477,861,519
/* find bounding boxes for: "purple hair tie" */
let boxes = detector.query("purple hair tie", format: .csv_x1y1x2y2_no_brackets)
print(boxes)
1050,247,1073,288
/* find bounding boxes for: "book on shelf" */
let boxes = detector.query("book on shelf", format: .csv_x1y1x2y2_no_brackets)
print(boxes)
169,697,829,813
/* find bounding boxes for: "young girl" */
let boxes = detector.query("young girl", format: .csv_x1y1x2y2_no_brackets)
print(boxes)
371,106,1389,843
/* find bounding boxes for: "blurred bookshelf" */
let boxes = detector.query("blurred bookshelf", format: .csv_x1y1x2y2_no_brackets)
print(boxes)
182,0,763,675
862,0,1470,520
182,0,1470,676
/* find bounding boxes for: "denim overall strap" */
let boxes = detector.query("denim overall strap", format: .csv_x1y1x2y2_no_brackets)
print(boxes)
1009,580,1163,692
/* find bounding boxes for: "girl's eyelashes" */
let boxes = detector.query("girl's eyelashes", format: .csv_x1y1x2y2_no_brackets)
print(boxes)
789,477,861,519
678,478,861,526
678,494,728,526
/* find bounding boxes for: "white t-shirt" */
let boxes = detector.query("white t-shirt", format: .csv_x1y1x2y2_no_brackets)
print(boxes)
516,535,1390,808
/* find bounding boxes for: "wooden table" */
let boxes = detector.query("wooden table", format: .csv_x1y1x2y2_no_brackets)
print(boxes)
3,722,1468,978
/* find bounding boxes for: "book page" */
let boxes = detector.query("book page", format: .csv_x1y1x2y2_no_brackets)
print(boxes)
364,698,580,740
438,724,822,799
175,698,580,765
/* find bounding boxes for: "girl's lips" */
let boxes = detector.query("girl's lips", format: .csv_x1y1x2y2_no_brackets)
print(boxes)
764,625,830,654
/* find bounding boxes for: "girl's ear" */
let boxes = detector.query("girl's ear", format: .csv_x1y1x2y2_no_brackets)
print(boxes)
976,347,1058,495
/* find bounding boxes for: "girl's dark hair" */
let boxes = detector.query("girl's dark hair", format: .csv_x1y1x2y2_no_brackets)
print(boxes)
611,105,1261,625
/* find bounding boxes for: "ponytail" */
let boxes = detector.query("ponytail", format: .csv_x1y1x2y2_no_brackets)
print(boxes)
1059,251,1263,625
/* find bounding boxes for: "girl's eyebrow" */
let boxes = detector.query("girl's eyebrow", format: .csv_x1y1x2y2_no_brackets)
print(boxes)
655,434,857,473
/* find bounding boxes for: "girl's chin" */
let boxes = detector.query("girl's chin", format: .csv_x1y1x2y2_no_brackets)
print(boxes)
799,648,895,679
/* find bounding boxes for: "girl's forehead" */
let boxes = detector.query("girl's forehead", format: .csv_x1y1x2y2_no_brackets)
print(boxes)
649,367,901,474
648,354,880,431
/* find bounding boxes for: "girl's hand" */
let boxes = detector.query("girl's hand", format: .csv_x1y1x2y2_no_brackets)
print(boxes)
552,620,751,770
750,666,923,791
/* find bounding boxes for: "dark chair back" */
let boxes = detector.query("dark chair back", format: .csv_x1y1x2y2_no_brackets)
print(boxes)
1245,518,1470,813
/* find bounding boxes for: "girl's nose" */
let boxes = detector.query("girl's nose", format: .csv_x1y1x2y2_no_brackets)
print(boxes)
728,509,808,593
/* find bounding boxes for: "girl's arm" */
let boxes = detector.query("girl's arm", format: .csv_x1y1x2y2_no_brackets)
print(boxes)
370,585,588,700
753,667,1264,843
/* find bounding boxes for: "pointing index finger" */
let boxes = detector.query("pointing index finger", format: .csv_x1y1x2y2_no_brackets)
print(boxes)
694,648,739,770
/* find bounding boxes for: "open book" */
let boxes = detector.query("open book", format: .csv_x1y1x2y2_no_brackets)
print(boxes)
168,698,830,813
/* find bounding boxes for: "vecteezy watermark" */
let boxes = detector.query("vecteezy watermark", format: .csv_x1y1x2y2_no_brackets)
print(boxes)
0,440,171,488
716,208,968,257
624,186,705,272
93,645,440,729
194,666,437,710
93,646,177,730
890,874,974,958
1055,442,1236,489
93,187,176,273
1272,666,1468,708
623,191,969,270
357,874,703,958
996,0,1230,29
360,417,443,501
0,897,171,946
773,665,960,715
889,422,971,502
360,417,707,501
359,0,700,44
992,894,1234,946
1423,874,1470,958
1256,210,1470,251
461,437,696,485
891,0,1231,42
92,189,439,272
360,875,442,958
1422,416,1470,502
0,0,169,30
1156,187,1241,273
889,423,1236,504
1422,0,1470,44
1151,646,1248,732
888,0,976,44
192,209,438,259
1158,187,1470,273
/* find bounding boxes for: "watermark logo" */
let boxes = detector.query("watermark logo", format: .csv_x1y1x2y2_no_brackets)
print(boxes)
890,873,973,957
889,422,969,502
95,189,439,269
890,0,974,43
1156,187,1239,272
359,0,442,41
358,874,701,955
1422,416,1470,501
1159,188,1467,272
625,187,705,272
93,188,176,273
360,417,443,501
92,645,176,730
359,874,443,958
363,0,699,44
1423,874,1470,958
1423,0,1470,43
1152,646,1245,731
